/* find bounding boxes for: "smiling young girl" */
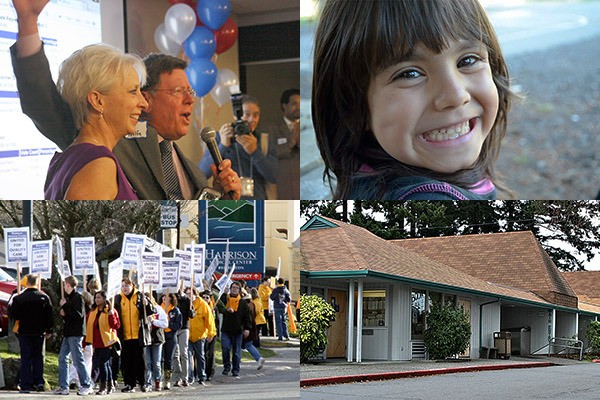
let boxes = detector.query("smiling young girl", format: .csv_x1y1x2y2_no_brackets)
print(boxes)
312,0,513,200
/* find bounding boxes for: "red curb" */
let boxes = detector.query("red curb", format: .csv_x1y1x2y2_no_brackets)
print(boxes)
300,362,556,387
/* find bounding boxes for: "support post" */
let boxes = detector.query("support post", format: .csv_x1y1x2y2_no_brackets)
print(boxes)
356,279,363,363
347,280,355,362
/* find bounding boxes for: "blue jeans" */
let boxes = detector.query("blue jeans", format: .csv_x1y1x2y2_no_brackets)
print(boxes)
18,335,45,390
145,343,163,384
243,339,261,362
92,347,113,384
58,336,91,390
162,335,177,372
274,308,288,339
220,332,242,374
187,338,206,382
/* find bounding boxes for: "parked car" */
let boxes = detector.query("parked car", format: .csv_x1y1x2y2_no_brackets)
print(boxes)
0,267,18,336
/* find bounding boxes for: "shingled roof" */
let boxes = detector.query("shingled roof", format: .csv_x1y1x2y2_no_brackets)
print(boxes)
395,231,578,308
562,271,600,312
301,216,550,306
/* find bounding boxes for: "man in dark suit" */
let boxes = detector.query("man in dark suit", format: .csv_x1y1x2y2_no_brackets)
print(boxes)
271,89,300,199
10,0,240,200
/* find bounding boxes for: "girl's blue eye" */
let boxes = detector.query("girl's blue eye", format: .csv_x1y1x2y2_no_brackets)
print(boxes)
458,55,481,68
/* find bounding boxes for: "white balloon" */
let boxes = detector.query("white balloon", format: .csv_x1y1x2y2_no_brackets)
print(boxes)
218,68,239,88
164,4,197,44
154,23,181,57
210,68,239,107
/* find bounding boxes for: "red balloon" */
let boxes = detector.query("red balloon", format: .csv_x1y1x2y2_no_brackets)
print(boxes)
214,18,238,54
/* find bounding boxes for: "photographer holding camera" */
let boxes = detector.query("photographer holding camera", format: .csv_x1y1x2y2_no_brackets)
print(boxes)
199,94,278,199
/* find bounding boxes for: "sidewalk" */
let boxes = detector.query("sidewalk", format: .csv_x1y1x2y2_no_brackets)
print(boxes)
301,355,582,387
0,336,300,400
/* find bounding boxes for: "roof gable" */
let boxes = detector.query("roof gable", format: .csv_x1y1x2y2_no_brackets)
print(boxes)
301,217,550,306
395,231,577,308
301,215,339,231
562,271,600,308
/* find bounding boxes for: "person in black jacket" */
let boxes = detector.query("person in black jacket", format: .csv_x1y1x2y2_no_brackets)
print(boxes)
216,281,252,377
54,275,93,395
8,274,53,393
270,278,291,341
172,288,195,387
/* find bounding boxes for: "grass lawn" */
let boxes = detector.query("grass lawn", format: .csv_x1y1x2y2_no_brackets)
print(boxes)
0,335,276,389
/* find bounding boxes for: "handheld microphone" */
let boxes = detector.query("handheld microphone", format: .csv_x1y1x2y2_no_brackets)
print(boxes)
200,127,234,198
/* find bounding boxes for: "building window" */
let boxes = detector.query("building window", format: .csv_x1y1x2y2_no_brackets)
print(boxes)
428,291,442,311
412,289,426,339
444,294,457,307
311,287,325,299
362,290,386,327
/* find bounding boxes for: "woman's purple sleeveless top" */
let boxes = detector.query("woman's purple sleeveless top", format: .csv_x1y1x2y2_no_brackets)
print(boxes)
44,143,138,200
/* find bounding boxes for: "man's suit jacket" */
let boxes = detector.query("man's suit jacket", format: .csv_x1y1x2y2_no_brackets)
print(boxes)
10,44,209,200
271,119,299,199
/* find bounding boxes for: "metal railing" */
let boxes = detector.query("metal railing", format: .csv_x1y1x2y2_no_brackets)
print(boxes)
532,337,583,361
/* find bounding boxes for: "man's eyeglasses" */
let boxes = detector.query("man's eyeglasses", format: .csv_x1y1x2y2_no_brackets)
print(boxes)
202,296,210,300
149,87,196,98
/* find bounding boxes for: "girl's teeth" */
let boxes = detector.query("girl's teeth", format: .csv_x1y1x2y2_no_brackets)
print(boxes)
424,121,470,142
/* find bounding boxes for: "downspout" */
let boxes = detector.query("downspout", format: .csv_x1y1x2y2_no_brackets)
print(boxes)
479,299,501,352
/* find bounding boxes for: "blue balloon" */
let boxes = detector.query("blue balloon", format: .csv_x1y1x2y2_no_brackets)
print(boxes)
186,58,217,97
197,0,231,30
184,26,216,60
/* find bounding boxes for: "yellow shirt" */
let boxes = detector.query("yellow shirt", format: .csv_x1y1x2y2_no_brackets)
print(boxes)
189,298,217,342
258,284,272,309
253,298,266,325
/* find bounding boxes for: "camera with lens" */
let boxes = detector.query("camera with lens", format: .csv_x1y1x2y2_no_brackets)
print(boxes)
230,89,251,138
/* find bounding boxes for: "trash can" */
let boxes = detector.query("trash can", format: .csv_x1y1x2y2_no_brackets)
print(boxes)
494,331,511,359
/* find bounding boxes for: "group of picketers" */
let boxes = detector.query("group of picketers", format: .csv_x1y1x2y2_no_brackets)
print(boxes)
8,273,292,395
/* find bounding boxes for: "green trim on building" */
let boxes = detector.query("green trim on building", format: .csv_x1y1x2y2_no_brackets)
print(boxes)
301,215,339,231
302,269,600,317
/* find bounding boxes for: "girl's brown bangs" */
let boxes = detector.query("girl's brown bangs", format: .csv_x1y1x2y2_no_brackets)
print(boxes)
373,0,489,72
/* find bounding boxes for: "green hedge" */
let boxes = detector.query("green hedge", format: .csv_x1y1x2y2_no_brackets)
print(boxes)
299,294,335,363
